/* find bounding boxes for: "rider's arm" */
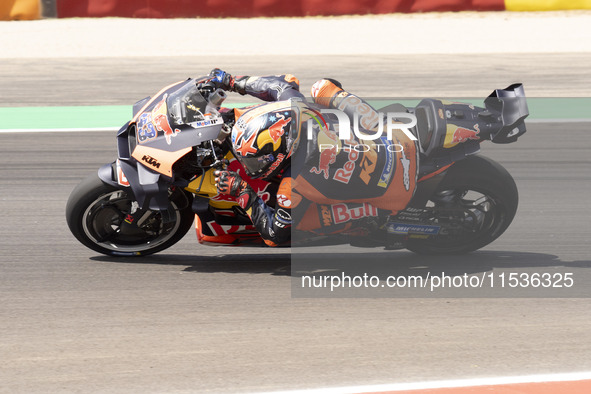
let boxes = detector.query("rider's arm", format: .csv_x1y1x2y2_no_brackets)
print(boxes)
245,194,292,247
208,68,305,102
234,75,304,102
214,170,294,246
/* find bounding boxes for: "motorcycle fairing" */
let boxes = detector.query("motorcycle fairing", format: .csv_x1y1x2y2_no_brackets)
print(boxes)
103,79,229,212
132,80,225,154
412,84,528,157
131,144,191,178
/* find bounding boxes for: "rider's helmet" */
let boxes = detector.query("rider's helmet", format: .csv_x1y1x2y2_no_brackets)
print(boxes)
230,100,300,181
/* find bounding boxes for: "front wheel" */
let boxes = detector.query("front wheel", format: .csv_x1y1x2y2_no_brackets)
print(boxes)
406,155,518,255
66,172,194,256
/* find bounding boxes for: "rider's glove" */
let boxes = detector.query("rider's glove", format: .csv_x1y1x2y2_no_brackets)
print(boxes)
208,68,250,95
208,68,235,91
214,170,256,209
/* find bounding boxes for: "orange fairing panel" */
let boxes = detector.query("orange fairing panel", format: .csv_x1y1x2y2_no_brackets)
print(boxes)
131,145,191,178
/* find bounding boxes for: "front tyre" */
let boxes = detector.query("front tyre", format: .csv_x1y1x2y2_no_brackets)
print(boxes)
406,155,518,255
66,172,194,256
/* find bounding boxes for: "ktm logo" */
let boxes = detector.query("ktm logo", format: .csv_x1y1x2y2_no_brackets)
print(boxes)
141,155,161,169
320,205,332,227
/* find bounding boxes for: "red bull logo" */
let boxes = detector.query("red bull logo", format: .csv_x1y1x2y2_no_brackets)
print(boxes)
310,145,337,179
268,114,291,143
332,202,378,225
452,124,480,144
309,125,340,179
151,95,181,145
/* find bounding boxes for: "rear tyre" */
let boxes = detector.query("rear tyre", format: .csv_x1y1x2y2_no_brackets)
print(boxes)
66,172,194,256
406,155,518,255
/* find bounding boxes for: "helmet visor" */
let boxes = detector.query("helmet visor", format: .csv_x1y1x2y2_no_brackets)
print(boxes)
238,150,275,178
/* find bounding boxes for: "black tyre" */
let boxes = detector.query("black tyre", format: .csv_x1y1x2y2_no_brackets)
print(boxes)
406,155,518,255
66,172,194,256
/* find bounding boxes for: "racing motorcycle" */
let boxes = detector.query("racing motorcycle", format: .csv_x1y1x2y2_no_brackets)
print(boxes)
66,76,528,256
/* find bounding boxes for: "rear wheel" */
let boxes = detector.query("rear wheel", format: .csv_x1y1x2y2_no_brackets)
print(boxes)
66,172,194,256
406,155,518,255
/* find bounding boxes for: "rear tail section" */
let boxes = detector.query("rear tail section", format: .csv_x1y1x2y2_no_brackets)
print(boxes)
481,83,528,143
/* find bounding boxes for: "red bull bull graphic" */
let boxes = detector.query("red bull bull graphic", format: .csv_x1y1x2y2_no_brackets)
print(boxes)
444,124,481,148
308,110,339,179
309,122,342,179
152,95,181,145
136,94,181,145
268,113,291,143
310,145,338,179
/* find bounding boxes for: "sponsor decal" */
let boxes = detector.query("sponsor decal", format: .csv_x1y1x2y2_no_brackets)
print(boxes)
309,124,339,179
276,208,292,224
193,118,223,128
399,142,411,191
268,113,291,143
137,112,157,143
333,139,360,184
124,214,134,224
358,144,378,185
137,94,181,145
444,124,481,148
274,221,287,229
151,94,181,145
452,124,480,144
332,202,378,225
261,153,285,178
310,145,337,179
388,223,440,235
377,137,396,188
141,154,161,169
116,160,130,187
277,194,292,208
320,205,332,227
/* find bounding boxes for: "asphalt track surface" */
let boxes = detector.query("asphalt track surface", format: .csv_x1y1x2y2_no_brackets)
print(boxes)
1,54,591,393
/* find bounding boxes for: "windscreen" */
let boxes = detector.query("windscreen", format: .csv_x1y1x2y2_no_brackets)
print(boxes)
166,80,221,127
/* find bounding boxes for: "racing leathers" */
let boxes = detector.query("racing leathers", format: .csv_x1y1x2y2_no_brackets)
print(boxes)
212,71,418,247
213,71,304,247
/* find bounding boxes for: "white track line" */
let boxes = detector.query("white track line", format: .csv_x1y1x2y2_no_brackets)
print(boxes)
259,371,591,394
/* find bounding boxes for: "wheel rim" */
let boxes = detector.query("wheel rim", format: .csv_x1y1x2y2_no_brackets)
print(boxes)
421,188,505,249
81,190,182,254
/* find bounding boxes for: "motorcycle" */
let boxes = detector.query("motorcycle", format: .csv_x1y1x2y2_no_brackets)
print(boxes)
66,76,528,256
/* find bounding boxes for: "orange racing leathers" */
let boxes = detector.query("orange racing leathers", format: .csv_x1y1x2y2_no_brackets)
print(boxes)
221,76,418,246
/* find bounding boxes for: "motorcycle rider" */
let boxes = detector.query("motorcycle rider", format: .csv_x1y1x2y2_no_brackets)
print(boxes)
207,69,418,247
